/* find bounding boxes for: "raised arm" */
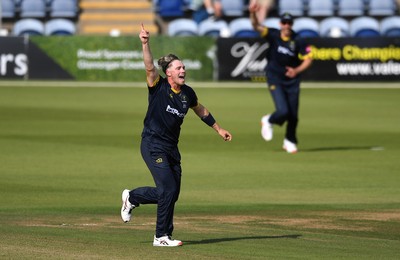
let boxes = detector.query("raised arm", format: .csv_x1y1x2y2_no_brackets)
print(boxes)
139,23,159,86
192,103,232,142
248,2,266,33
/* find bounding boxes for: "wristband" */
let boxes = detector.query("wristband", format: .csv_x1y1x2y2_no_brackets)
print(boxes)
201,113,216,127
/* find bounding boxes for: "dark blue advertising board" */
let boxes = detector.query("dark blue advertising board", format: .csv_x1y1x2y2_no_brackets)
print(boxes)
217,37,400,81
0,37,27,79
0,36,73,80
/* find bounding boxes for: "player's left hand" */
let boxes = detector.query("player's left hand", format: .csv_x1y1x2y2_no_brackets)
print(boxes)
218,129,232,141
285,66,297,78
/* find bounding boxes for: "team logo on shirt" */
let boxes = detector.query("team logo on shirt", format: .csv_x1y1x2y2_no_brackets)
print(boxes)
289,41,296,51
277,46,294,56
166,105,186,118
156,158,163,164
180,94,188,108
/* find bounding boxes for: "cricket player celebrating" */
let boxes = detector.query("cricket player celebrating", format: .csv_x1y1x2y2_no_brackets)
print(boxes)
249,3,313,153
120,24,232,247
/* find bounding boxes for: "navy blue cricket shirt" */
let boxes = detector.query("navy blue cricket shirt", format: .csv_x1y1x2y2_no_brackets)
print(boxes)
141,75,198,147
262,28,311,83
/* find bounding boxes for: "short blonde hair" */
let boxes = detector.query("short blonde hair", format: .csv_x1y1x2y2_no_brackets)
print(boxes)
158,54,180,74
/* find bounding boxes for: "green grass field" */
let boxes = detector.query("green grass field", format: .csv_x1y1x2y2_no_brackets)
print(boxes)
1,81,399,259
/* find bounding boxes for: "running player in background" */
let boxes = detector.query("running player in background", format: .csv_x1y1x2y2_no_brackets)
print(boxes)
120,24,232,247
249,3,313,153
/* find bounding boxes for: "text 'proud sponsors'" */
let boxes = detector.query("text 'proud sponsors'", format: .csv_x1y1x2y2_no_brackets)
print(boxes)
0,53,27,77
217,37,400,81
76,49,202,71
0,37,27,78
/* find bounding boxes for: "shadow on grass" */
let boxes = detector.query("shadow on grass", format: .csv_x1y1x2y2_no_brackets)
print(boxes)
301,146,380,152
185,234,302,245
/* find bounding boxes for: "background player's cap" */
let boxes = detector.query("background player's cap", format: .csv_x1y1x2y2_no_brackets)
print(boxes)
280,12,293,23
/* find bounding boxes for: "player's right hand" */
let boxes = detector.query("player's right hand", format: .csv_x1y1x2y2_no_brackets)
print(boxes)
139,23,150,44
248,1,260,13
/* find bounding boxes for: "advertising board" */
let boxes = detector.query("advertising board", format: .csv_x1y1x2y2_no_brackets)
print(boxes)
217,37,400,81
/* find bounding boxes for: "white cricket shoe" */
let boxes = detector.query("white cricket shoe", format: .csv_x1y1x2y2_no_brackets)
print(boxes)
283,139,298,154
153,235,183,247
261,115,273,141
121,189,135,223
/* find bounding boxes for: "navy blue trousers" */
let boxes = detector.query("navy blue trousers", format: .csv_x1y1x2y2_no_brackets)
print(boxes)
268,80,300,144
129,137,181,238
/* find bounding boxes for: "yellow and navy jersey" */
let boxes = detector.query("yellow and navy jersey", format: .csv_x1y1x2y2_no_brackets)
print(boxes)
261,28,312,82
141,75,198,146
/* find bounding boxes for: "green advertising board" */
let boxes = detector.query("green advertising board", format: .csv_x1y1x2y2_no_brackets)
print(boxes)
30,36,216,82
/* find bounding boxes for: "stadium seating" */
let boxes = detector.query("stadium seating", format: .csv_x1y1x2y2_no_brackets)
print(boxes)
50,0,79,19
12,18,45,36
19,0,47,19
368,0,396,16
1,0,16,19
155,0,187,18
319,17,350,37
229,18,259,38
263,17,281,29
167,18,198,36
308,0,335,17
350,16,380,37
278,0,305,16
292,17,320,38
78,0,157,36
5,0,398,38
337,0,365,17
380,16,400,37
13,0,23,6
198,19,230,37
220,0,245,17
45,18,76,35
